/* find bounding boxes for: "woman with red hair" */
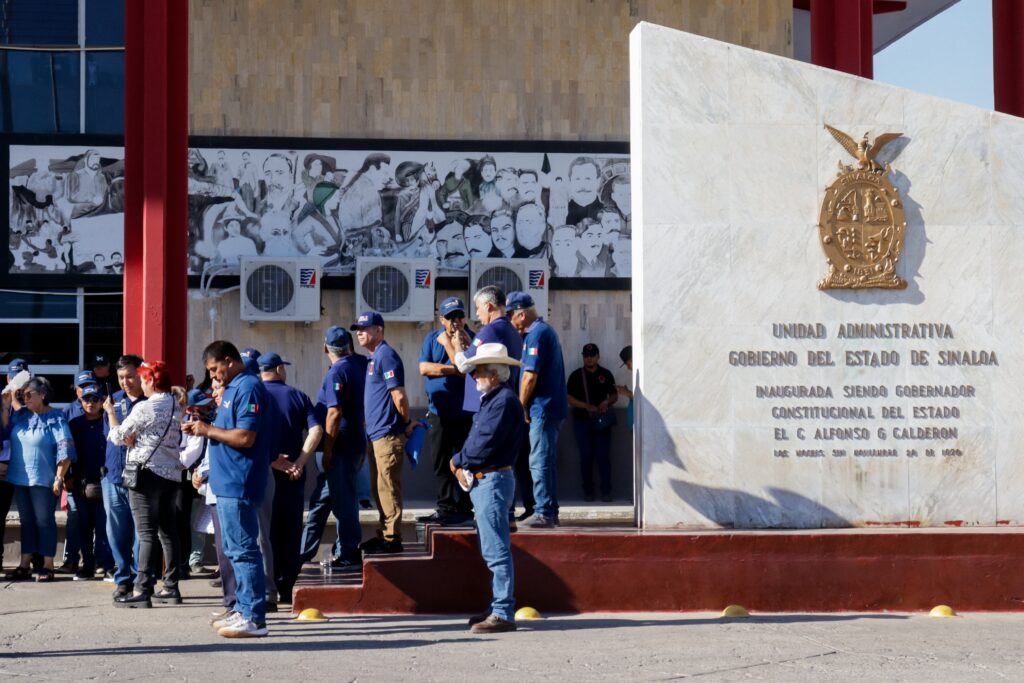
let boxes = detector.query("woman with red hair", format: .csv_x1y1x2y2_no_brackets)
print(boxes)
108,361,184,608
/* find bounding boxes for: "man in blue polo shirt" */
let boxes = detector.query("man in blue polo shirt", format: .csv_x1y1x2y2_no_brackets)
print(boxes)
454,285,523,413
59,369,102,573
182,340,271,639
101,354,145,598
507,291,568,528
417,296,475,525
352,311,413,554
258,351,322,605
300,326,369,570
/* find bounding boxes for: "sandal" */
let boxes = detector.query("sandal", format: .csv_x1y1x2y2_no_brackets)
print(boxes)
4,566,33,581
35,568,55,583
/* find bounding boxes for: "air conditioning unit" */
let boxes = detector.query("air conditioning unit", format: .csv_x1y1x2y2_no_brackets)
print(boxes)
355,257,437,322
240,257,322,322
469,258,549,321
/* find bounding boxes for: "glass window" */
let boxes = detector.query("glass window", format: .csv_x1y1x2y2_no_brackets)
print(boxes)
0,323,80,366
0,50,80,133
0,0,78,46
85,51,123,134
0,291,78,319
85,0,124,47
84,294,122,363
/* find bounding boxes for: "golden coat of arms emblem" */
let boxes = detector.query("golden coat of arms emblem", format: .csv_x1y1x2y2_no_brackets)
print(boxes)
817,125,907,290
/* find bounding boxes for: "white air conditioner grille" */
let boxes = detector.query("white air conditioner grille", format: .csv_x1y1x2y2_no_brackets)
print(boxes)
246,264,295,313
477,266,523,294
361,264,410,313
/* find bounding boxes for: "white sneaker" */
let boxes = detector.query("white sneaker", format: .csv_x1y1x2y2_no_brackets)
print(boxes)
211,611,242,631
218,619,268,638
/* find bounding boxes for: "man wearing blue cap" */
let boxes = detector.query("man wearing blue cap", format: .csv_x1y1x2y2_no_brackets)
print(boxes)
417,296,475,525
352,311,412,554
508,291,568,528
258,352,322,603
454,286,524,413
1,359,30,572
67,384,114,580
59,369,102,573
301,325,369,569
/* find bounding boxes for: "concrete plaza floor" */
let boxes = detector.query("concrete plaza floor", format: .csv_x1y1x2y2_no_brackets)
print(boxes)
1,575,1022,681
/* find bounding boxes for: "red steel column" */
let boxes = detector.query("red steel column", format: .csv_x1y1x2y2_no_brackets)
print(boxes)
994,0,1024,116
811,0,874,79
123,0,188,379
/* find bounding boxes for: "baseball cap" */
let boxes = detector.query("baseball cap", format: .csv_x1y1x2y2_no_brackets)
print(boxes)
505,291,535,312
350,311,385,330
7,358,29,377
582,343,600,357
257,352,290,371
240,347,262,360
186,388,214,407
75,370,98,387
325,325,353,347
90,352,111,367
439,297,466,318
242,355,260,375
80,385,102,400
619,345,632,367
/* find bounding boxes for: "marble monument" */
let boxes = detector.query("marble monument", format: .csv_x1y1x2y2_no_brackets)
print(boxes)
630,22,1024,529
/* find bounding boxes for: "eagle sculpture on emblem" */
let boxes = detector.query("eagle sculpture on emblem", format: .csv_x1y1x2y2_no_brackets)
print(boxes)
818,125,907,290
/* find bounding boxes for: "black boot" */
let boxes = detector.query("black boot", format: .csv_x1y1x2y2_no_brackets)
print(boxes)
114,592,152,609
152,588,182,605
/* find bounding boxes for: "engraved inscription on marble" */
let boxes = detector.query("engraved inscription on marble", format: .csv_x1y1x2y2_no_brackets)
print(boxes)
818,126,907,290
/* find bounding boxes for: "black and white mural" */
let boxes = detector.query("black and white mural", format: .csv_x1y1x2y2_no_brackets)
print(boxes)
7,143,631,278
7,145,126,274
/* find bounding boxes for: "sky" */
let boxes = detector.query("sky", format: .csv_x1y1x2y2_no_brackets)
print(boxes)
874,0,994,110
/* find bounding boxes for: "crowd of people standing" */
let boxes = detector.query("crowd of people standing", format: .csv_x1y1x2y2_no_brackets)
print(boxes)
0,285,631,637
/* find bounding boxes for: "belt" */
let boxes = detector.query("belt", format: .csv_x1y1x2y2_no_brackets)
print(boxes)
473,465,512,479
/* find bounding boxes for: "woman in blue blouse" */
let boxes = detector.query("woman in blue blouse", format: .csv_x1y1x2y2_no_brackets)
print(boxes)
1,377,76,582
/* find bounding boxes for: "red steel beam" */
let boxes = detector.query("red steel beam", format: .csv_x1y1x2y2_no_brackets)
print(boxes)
994,0,1024,117
123,0,189,379
810,0,875,79
794,0,905,13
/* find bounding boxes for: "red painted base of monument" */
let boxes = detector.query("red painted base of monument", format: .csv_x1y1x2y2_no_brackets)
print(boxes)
292,526,1024,615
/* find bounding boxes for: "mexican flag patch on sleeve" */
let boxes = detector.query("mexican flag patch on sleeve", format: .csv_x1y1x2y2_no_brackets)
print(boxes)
384,370,395,380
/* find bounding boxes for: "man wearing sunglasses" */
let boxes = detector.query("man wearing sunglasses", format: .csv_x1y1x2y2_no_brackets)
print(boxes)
417,297,475,526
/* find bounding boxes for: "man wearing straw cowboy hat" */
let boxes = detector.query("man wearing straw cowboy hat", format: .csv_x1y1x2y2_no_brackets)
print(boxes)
450,343,525,634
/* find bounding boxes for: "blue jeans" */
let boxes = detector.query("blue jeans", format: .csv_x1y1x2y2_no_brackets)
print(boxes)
573,420,612,498
299,470,342,563
357,457,372,502
328,453,364,560
469,469,516,622
101,478,138,588
217,496,267,625
62,489,81,564
68,490,113,571
528,416,562,519
14,485,59,558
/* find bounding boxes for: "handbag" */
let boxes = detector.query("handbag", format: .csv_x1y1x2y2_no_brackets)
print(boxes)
82,481,103,502
581,367,617,431
122,404,175,490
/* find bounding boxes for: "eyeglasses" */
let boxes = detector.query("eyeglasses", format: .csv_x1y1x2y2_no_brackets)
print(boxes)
82,396,101,404
22,390,36,399
444,313,465,321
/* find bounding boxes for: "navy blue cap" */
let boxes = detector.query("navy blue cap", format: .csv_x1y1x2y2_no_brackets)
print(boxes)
240,347,262,360
257,352,290,371
187,388,214,407
243,356,260,375
350,311,385,330
75,370,98,387
80,385,102,400
325,325,353,347
582,343,600,357
7,358,28,376
505,291,535,312
439,296,466,317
